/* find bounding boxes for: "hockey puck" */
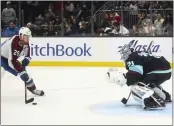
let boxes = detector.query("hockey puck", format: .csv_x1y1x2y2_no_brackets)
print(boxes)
32,103,37,105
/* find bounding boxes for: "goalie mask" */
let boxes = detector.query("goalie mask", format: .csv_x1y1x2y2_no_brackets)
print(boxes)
119,44,132,61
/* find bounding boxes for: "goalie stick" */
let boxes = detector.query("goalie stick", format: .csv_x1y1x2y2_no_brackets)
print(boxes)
120,73,132,105
121,91,132,105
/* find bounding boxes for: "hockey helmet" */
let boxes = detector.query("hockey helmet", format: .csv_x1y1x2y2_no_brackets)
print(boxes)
19,27,32,38
119,44,132,61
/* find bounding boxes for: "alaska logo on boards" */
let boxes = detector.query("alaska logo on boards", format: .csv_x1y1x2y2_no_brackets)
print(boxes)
118,40,161,53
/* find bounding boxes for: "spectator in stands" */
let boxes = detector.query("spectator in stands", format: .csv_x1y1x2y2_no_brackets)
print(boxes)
101,13,110,29
159,1,173,9
52,16,61,36
108,12,114,23
111,21,129,36
102,21,129,36
1,1,172,37
133,13,142,35
129,1,138,15
147,21,155,36
113,12,121,24
137,1,145,9
78,21,89,36
124,1,130,11
136,12,151,36
46,21,55,36
47,4,56,21
162,13,173,36
26,22,32,29
2,1,16,28
54,1,63,12
27,1,39,22
64,21,72,36
150,1,160,9
44,4,56,23
2,21,19,37
143,1,150,10
93,1,105,10
154,13,164,36
65,1,75,12
71,17,79,35
26,22,37,36
35,14,44,26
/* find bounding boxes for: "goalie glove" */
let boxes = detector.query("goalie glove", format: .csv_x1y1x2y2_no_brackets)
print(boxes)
106,68,127,87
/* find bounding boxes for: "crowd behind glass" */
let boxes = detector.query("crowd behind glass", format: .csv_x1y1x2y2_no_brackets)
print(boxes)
1,1,173,37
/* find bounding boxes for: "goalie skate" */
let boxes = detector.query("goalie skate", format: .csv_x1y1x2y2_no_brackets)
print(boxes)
157,86,172,103
144,93,166,109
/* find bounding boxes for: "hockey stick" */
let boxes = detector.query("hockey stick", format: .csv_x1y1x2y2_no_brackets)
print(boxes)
121,91,132,105
25,85,34,104
120,73,132,105
121,82,147,105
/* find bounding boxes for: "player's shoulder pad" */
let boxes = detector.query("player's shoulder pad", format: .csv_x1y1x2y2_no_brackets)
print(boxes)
13,35,20,41
127,51,139,60
11,35,20,44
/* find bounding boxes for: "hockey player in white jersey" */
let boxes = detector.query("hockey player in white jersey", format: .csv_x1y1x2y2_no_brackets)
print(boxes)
1,27,44,96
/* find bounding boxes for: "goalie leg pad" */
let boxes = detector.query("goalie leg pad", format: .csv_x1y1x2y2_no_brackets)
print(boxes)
131,84,165,109
153,87,166,100
131,85,154,105
138,82,166,101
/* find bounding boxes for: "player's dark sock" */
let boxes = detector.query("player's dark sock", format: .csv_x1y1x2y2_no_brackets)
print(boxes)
27,84,36,91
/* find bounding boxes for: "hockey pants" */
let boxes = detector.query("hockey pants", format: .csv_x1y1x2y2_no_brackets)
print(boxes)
1,56,18,76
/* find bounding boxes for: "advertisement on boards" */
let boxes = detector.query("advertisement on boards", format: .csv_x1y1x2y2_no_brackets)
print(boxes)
1,37,173,66
30,43,92,57
108,37,172,62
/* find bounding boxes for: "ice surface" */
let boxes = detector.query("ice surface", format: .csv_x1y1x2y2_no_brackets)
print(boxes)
1,67,172,125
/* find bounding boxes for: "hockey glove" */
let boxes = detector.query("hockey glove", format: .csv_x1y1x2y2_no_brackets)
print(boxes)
107,68,127,87
22,57,31,67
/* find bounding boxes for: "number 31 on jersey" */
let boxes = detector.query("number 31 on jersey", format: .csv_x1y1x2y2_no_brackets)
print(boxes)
127,61,134,67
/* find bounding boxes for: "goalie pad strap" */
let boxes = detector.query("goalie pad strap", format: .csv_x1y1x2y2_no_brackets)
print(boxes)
131,84,154,108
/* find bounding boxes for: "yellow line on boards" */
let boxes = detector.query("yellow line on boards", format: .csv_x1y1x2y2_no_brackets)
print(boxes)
29,61,124,67
28,61,174,68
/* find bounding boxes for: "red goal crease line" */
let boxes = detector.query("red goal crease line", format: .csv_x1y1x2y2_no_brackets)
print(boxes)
28,61,174,68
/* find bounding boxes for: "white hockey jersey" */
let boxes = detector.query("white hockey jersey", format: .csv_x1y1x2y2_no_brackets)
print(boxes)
1,35,30,72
